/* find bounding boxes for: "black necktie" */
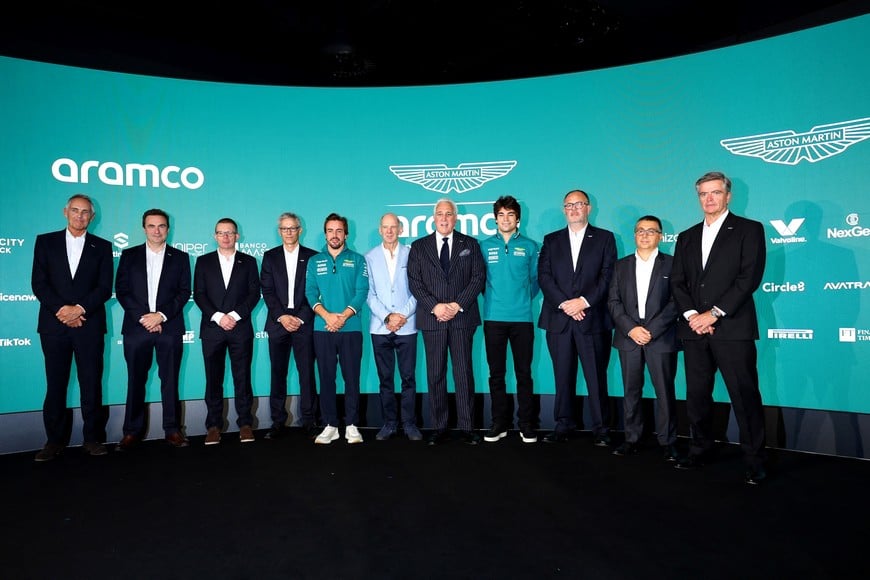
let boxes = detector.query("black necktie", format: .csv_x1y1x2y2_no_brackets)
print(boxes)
440,237,450,274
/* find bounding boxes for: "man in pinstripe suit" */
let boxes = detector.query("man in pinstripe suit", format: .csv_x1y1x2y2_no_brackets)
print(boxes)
408,199,486,445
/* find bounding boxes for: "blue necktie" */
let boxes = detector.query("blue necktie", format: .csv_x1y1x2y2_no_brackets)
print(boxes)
440,237,450,274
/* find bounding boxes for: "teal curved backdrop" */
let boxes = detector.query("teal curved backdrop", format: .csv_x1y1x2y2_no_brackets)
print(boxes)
1,15,868,415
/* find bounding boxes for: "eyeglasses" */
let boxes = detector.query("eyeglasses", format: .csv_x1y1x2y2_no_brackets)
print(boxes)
563,201,590,210
215,231,237,237
635,228,662,236
279,226,301,233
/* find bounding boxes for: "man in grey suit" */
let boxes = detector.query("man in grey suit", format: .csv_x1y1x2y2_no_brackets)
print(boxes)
538,189,616,446
408,198,486,445
671,171,768,485
607,215,679,461
193,217,261,445
365,213,421,441
31,193,114,461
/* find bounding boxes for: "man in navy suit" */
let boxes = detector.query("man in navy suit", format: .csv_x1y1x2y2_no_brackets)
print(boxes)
365,212,421,441
193,218,261,445
260,212,319,439
408,198,486,445
671,171,768,485
538,189,616,446
31,194,114,461
115,208,192,450
607,215,679,460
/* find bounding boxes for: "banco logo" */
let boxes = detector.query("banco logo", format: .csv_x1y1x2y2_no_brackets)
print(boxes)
720,117,870,165
768,218,806,244
827,213,870,240
52,158,205,190
389,160,517,194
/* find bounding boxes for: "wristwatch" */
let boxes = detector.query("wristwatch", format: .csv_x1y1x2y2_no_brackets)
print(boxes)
710,308,722,319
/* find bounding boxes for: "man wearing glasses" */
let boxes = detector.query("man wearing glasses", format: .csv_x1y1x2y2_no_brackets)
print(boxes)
538,190,617,446
260,212,319,439
193,218,261,445
607,215,679,461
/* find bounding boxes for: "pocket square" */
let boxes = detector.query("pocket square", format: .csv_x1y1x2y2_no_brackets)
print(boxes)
459,248,471,257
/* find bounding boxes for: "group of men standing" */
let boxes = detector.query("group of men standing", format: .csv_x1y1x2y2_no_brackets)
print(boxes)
30,169,768,484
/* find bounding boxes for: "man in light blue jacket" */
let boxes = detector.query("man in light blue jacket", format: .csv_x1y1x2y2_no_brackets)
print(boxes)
365,213,421,441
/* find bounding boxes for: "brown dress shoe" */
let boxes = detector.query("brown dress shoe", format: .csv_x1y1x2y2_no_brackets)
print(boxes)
165,432,189,448
239,425,255,443
118,434,141,451
205,427,221,445
82,442,108,456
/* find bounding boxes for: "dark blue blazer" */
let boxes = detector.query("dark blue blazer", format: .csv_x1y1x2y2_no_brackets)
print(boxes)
260,244,318,336
115,243,191,337
670,212,766,341
407,231,486,331
193,250,261,340
608,251,679,353
32,229,113,336
537,224,616,334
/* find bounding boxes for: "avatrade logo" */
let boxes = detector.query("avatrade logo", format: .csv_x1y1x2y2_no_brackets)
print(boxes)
827,213,870,240
768,218,807,244
720,117,870,165
389,160,517,194
52,158,205,189
824,280,870,290
767,328,813,340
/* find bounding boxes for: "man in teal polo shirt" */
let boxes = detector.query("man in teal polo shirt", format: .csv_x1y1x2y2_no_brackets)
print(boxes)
480,195,541,443
305,212,369,445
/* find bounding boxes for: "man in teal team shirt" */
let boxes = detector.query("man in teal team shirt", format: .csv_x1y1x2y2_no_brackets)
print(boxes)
480,195,541,443
305,212,369,445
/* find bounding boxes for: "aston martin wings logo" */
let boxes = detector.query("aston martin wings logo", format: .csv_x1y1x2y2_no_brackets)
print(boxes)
720,117,870,165
389,160,517,193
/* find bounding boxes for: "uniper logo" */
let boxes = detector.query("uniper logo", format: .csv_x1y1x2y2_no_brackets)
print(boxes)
52,158,204,190
769,218,806,244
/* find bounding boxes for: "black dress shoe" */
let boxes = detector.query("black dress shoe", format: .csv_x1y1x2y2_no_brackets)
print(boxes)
612,442,638,456
460,431,481,445
427,430,450,446
264,425,285,440
674,455,704,470
744,466,767,485
593,434,612,447
543,431,568,443
661,444,679,462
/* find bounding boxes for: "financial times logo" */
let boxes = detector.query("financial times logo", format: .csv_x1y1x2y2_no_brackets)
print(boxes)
389,160,517,194
720,117,870,165
768,218,806,244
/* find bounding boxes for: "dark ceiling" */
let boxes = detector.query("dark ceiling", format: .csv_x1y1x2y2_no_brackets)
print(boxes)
1,1,867,87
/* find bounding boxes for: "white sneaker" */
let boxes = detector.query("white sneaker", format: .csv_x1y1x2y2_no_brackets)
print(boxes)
345,424,363,444
314,425,340,445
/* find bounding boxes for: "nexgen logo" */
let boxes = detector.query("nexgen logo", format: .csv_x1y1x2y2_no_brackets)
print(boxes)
770,218,805,236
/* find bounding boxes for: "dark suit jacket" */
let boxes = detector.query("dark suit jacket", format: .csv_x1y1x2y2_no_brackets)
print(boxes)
608,251,678,353
260,244,318,336
115,243,191,337
407,231,485,331
32,229,114,336
670,212,766,341
537,224,616,334
193,250,261,340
